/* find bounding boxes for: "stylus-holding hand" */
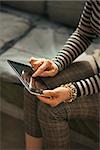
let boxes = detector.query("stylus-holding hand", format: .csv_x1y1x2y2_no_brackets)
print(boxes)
37,87,71,107
29,57,59,77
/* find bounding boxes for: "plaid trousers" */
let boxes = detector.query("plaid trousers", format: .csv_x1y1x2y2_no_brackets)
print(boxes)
24,57,99,150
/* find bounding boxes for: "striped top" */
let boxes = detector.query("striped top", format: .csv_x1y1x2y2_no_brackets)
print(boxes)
53,0,100,97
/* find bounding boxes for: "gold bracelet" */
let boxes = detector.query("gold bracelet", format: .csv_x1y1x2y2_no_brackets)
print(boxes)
61,83,77,103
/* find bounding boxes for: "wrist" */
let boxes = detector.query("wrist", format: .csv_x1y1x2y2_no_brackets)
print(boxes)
52,59,63,72
61,83,77,102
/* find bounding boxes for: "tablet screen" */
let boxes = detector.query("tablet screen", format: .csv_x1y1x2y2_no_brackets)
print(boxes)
7,60,48,95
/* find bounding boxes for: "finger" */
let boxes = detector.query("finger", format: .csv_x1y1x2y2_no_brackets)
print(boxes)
37,96,59,107
37,95,51,103
33,60,43,68
31,60,43,71
32,62,48,77
29,58,46,71
40,70,56,77
29,57,37,63
29,57,45,65
34,60,43,65
30,59,41,68
37,95,55,105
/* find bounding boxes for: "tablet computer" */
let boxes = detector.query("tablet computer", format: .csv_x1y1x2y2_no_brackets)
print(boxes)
7,60,48,96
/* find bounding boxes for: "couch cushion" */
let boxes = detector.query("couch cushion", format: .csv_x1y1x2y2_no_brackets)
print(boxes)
0,78,24,108
13,18,99,60
0,18,73,83
0,11,31,53
13,18,74,58
47,1,85,27
0,17,96,83
0,47,33,82
0,12,29,42
2,1,45,15
0,39,5,48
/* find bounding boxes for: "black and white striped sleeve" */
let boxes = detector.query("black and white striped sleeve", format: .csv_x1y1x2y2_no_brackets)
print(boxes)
73,73,100,97
52,0,100,96
53,0,100,71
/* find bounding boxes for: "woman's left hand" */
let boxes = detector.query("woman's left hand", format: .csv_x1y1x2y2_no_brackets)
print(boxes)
37,86,71,107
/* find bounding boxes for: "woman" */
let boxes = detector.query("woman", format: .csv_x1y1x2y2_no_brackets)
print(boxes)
24,0,100,149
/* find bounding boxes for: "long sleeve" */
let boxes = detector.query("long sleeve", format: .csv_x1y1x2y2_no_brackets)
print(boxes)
73,73,100,97
53,0,100,71
52,0,100,97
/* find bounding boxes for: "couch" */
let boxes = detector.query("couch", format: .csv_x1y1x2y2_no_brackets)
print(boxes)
0,1,99,149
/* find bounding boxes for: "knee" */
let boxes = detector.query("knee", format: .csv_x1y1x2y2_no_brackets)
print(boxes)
37,102,68,122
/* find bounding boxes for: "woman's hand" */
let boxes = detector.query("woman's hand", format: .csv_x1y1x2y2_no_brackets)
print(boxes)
37,86,71,107
29,57,59,77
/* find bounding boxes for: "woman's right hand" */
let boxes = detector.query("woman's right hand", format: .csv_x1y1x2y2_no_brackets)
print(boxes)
29,57,59,77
